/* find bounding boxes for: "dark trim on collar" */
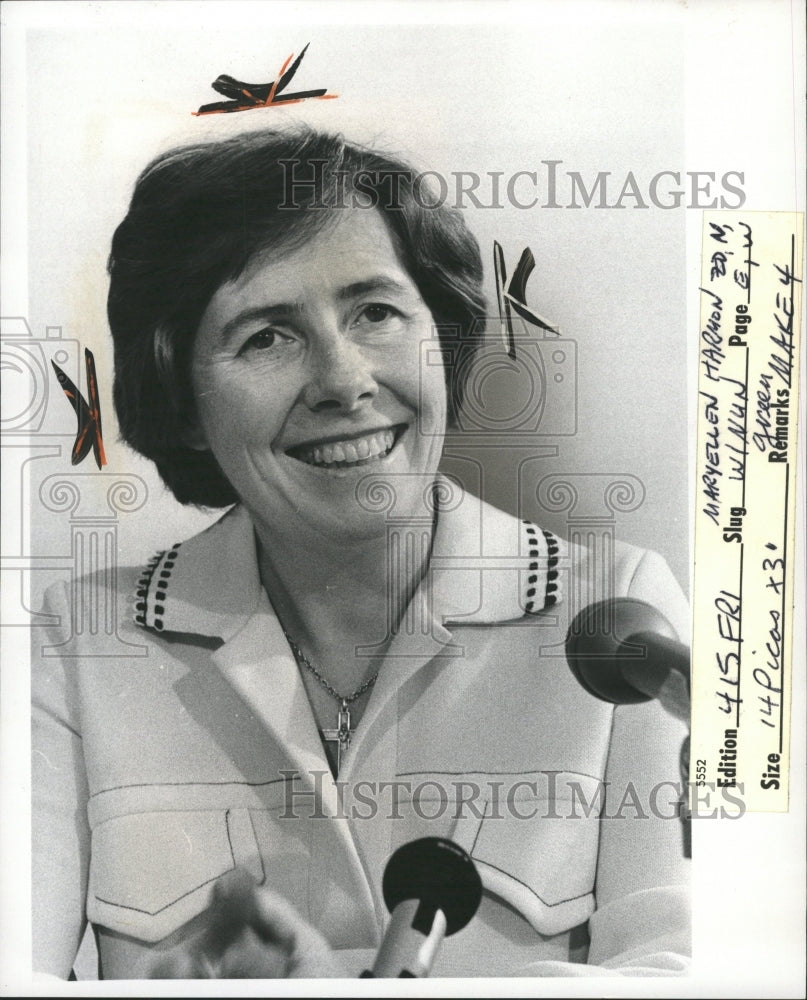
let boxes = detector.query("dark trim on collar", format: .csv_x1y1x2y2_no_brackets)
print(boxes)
131,495,564,640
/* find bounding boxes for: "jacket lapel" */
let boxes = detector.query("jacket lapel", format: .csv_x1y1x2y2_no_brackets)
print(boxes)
338,485,564,776
129,486,563,866
209,591,329,796
132,506,376,919
208,592,377,927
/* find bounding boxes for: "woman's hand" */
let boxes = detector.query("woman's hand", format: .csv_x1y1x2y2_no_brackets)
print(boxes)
152,868,340,979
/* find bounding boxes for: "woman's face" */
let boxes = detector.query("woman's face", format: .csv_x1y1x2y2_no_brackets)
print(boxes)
190,208,448,543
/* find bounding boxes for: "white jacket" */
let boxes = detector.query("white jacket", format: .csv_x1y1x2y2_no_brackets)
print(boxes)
32,489,690,979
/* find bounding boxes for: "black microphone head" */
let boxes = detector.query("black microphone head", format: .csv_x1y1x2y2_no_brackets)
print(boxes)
565,598,678,703
382,837,482,936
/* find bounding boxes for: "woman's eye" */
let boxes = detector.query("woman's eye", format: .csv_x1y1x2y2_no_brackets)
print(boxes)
240,328,284,354
357,304,401,326
246,329,276,350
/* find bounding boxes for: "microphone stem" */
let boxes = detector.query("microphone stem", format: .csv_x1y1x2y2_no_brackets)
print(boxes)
619,631,690,720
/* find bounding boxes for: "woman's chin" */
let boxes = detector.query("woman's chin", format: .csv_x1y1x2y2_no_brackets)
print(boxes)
244,456,441,545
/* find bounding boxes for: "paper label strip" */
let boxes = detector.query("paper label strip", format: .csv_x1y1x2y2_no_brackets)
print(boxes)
691,210,803,814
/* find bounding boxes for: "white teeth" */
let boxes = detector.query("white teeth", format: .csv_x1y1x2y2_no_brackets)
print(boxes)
292,428,398,468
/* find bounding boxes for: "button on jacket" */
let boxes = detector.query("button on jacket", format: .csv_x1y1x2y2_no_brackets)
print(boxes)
32,489,691,979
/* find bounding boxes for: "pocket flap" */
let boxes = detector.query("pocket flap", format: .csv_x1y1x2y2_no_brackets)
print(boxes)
87,809,261,943
469,778,601,936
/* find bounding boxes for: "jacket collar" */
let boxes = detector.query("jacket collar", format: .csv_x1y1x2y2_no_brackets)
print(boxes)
132,479,561,641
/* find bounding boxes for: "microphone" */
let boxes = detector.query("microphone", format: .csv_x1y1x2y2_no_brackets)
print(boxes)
364,837,482,978
566,598,692,859
565,598,690,711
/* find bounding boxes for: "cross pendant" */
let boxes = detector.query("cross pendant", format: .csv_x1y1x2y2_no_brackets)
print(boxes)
320,701,353,773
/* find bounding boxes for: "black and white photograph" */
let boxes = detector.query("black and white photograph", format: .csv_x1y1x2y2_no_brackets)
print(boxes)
1,1,804,994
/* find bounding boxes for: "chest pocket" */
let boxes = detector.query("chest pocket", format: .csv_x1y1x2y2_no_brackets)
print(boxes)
452,773,602,937
86,808,263,943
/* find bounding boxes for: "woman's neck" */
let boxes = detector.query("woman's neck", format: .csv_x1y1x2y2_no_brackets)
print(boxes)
253,516,435,692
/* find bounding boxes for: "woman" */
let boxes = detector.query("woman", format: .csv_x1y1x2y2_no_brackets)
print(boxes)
32,126,690,979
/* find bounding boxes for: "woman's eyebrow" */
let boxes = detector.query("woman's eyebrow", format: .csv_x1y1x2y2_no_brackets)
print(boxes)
216,276,413,343
336,276,413,300
217,303,303,343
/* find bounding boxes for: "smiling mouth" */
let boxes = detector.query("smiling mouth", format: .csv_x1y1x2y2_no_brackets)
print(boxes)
286,426,405,469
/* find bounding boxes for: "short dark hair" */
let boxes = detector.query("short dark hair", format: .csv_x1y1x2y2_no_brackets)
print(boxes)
108,125,487,506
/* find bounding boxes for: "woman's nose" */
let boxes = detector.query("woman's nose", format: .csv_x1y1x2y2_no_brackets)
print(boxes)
302,335,379,413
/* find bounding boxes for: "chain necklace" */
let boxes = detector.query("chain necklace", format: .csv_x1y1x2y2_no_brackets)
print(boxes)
283,631,378,772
